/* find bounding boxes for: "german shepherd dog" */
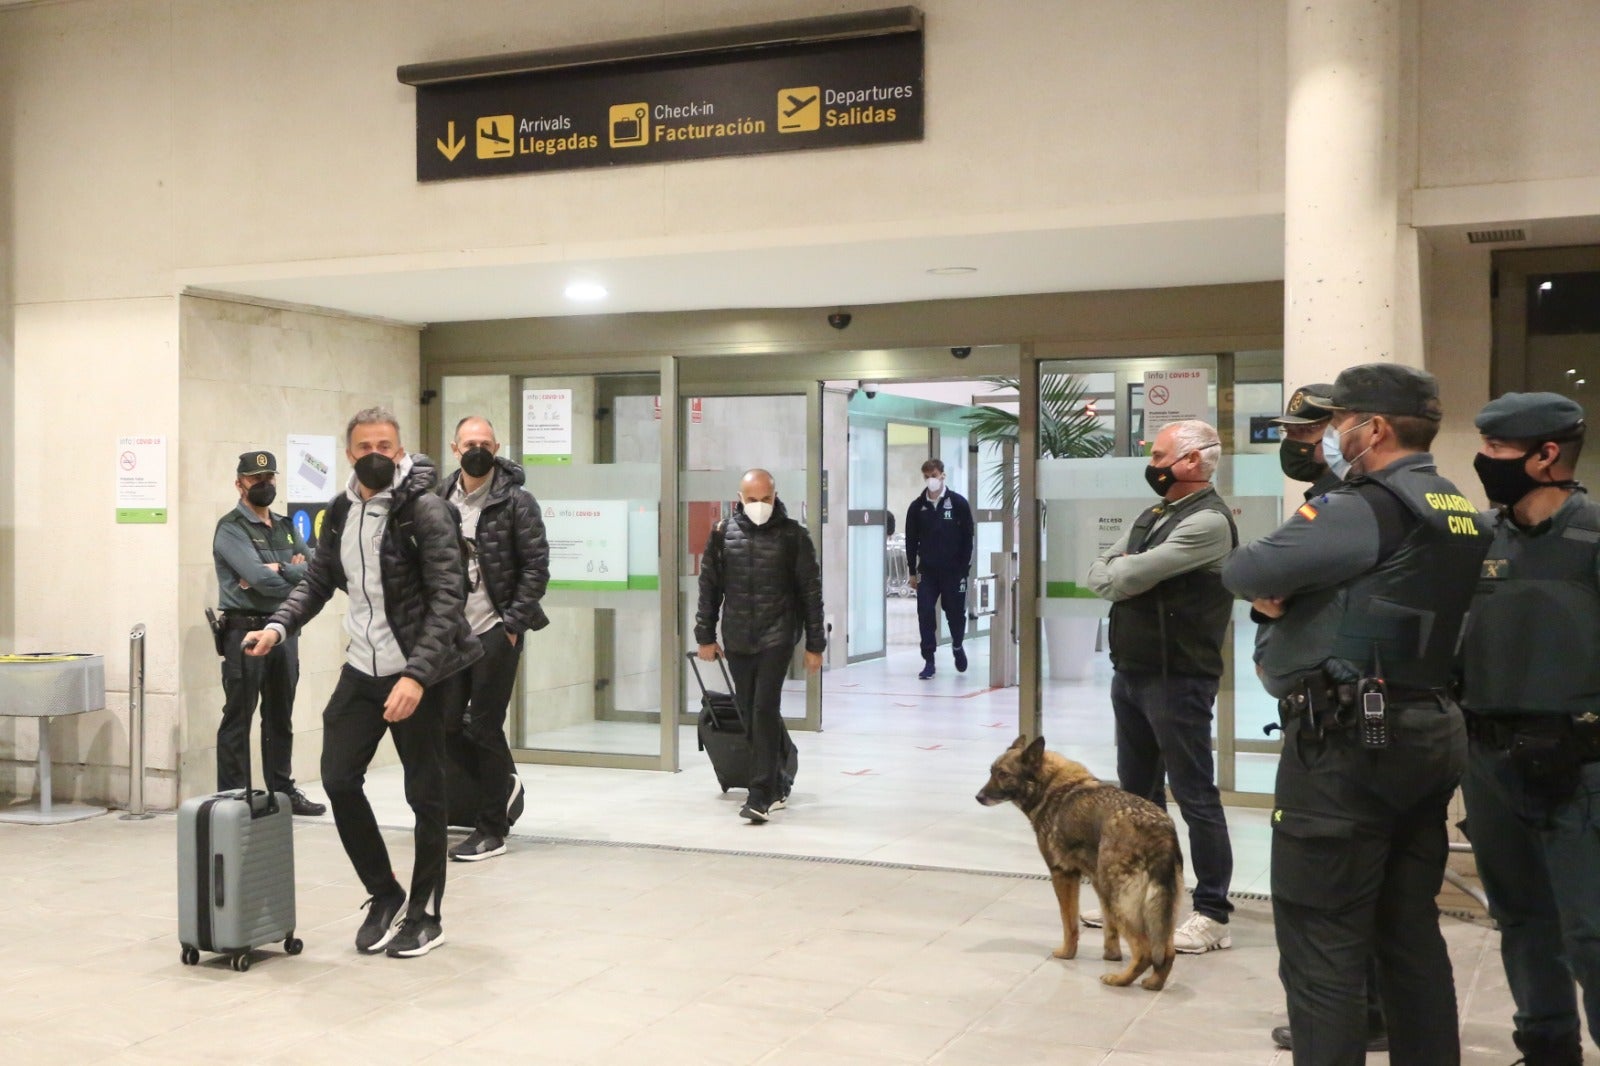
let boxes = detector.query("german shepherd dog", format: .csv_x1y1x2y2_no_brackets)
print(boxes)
976,735,1183,991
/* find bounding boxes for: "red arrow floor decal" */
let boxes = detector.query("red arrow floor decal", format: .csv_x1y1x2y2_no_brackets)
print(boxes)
982,721,1007,728
842,769,875,776
917,744,944,751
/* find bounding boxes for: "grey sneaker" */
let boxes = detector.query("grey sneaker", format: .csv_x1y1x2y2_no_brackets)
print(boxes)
355,890,405,954
449,830,506,862
1080,908,1104,929
1172,912,1231,954
385,915,445,958
740,801,769,824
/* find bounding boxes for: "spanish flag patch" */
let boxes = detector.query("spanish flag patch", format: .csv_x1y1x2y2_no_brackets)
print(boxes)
1296,503,1318,522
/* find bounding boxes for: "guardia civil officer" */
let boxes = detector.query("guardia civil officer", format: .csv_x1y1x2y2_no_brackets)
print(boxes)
1457,393,1598,1066
210,450,324,816
1222,364,1491,1066
1266,386,1390,1055
904,458,975,679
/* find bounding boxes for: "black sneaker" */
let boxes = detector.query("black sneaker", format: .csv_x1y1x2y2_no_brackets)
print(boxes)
953,646,968,673
385,915,445,958
355,889,405,954
740,800,770,824
506,775,525,827
769,794,788,812
918,659,935,680
449,830,506,862
289,789,326,817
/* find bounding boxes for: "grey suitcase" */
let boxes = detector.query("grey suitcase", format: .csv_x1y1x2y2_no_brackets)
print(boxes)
177,784,300,971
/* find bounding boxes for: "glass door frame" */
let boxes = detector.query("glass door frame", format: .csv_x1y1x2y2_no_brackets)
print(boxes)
423,354,682,773
674,373,825,733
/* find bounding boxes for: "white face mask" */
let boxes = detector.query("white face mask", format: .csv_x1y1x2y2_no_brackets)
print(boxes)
1322,418,1373,480
743,500,774,526
925,477,944,495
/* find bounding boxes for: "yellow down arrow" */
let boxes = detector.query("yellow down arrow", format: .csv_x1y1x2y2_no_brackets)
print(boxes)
436,120,465,162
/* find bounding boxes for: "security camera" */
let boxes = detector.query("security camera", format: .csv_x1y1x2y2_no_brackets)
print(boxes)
950,346,972,359
861,381,878,399
827,311,852,330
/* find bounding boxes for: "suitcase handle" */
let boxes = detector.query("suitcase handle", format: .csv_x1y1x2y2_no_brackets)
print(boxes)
213,854,225,908
684,650,734,695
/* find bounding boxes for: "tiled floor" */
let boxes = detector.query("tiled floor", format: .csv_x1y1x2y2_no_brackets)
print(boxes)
0,813,1523,1065
0,642,1537,1063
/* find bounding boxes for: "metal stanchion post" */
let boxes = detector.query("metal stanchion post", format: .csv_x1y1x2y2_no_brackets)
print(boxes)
120,624,154,821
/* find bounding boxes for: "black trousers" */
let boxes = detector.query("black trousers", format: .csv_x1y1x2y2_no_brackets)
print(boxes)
1272,702,1467,1066
726,644,795,807
1111,669,1234,923
320,665,460,921
217,626,298,795
916,567,967,660
446,625,523,837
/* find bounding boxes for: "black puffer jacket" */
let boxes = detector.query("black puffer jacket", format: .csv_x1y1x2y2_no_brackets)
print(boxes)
695,500,826,656
438,455,551,636
269,454,482,687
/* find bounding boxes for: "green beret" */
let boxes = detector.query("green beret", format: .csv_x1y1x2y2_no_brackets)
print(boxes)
1474,392,1585,440
1328,364,1442,421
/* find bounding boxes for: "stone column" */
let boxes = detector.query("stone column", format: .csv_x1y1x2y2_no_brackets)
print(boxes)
1283,0,1422,390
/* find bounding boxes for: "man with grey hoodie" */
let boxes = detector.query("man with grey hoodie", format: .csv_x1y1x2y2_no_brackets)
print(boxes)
245,407,481,959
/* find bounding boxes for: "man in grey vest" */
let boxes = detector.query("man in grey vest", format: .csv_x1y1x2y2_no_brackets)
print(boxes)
1458,393,1598,1066
1223,364,1491,1065
1266,385,1390,1055
1086,418,1237,954
210,450,324,816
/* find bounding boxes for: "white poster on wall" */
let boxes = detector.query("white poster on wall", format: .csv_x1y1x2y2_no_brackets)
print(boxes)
543,500,629,590
522,388,573,465
1142,369,1210,435
115,435,167,523
285,434,336,501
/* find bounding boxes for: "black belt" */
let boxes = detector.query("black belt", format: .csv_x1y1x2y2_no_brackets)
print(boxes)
220,613,270,629
1465,710,1600,761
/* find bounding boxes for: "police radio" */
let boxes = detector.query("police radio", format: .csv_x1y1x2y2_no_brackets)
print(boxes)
1360,645,1389,749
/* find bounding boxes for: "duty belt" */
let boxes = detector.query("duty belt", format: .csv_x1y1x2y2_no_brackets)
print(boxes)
220,612,270,630
1464,710,1600,762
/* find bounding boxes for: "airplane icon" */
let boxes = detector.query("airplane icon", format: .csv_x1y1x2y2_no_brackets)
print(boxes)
776,86,821,132
476,114,516,159
783,93,817,118
481,122,510,143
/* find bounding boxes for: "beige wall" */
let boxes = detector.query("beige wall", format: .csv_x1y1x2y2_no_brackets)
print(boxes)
178,296,420,801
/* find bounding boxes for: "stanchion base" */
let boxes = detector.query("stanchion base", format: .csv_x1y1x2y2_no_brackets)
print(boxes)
0,802,107,825
118,811,157,821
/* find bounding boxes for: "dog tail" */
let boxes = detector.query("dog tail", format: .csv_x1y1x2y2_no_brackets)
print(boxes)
1144,839,1183,968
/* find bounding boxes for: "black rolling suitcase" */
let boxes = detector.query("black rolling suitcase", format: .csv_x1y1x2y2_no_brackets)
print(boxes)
686,652,797,794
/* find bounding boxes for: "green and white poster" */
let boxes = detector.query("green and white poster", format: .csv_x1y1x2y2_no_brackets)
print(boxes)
115,435,167,524
522,388,572,465
544,500,629,590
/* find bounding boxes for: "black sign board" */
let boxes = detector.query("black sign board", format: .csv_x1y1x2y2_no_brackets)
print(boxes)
411,31,923,182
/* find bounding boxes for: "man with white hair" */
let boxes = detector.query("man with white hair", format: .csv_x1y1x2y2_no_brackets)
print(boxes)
1085,419,1238,954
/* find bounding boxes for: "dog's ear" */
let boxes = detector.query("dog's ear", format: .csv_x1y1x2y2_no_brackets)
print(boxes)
1007,734,1028,752
1022,735,1046,765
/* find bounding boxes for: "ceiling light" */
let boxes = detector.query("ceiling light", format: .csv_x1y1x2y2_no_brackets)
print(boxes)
926,266,978,276
564,280,608,302
1539,280,1554,292
1568,368,1578,375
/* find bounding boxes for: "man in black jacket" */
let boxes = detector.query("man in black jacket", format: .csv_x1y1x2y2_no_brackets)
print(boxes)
245,407,481,960
905,458,975,680
439,415,550,862
696,469,825,824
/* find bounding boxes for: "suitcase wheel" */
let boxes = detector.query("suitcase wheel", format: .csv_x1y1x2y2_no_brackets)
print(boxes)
229,953,251,972
285,936,303,956
180,946,199,966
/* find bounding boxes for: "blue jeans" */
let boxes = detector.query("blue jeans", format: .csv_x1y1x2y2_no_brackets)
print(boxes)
1110,669,1233,923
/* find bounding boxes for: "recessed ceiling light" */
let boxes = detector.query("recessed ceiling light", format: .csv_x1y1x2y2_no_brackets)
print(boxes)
926,266,978,276
1539,280,1554,292
564,280,608,302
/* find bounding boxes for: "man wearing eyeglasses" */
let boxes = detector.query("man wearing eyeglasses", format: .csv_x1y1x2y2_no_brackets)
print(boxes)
437,416,550,862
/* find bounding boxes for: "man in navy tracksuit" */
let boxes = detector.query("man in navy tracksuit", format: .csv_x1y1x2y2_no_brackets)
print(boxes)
904,458,975,679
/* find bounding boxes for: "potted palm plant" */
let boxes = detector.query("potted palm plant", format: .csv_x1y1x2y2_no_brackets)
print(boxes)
964,374,1112,679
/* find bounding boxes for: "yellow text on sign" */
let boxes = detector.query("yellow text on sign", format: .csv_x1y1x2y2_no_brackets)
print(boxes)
609,103,650,147
777,86,821,132
477,115,515,159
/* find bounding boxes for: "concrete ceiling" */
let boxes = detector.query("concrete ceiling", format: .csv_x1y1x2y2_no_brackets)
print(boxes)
184,213,1287,325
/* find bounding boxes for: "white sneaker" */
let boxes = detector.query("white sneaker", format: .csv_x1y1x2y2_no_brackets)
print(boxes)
1079,908,1104,929
1172,912,1231,954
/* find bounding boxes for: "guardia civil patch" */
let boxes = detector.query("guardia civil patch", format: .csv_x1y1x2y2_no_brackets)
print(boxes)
1296,503,1318,522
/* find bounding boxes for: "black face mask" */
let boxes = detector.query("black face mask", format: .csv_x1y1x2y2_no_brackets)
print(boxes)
353,452,396,492
1278,438,1327,483
460,446,495,479
245,482,276,508
1144,462,1175,497
1473,447,1575,507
